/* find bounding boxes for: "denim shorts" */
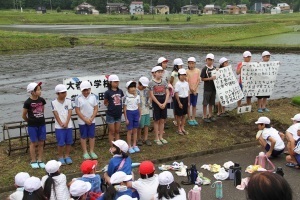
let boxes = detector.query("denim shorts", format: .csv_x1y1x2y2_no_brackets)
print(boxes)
28,125,46,142
55,128,73,146
106,114,121,124
79,123,95,139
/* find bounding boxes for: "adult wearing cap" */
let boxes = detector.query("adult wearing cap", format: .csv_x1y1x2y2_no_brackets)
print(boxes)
157,57,170,83
70,180,92,200
8,172,30,200
236,51,252,107
255,117,285,158
23,176,47,200
285,114,300,166
256,51,272,113
22,82,47,169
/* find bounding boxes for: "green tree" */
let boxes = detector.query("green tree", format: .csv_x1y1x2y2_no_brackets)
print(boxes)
144,3,150,13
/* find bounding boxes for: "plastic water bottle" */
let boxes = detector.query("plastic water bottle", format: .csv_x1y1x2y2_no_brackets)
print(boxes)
216,181,223,199
234,163,241,186
257,152,266,168
276,167,284,177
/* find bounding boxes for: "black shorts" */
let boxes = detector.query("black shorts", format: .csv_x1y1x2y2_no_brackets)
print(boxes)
174,97,188,116
152,95,167,121
256,96,270,99
203,91,216,106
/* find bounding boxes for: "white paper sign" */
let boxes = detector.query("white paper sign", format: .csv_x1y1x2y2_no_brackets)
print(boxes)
241,61,280,96
63,75,108,110
213,65,244,106
237,105,252,114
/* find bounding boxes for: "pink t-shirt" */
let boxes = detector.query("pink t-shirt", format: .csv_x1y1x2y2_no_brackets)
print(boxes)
186,68,200,93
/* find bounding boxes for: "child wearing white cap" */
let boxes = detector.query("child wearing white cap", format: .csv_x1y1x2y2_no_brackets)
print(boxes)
69,180,92,200
285,114,300,166
157,57,170,83
23,176,47,200
22,82,47,169
8,172,30,200
75,81,99,160
51,84,73,165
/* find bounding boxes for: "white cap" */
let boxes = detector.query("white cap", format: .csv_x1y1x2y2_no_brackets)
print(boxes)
117,195,138,200
157,57,168,64
126,81,136,88
55,84,67,93
219,57,229,65
178,68,187,75
255,117,271,124
110,171,132,184
80,81,91,91
188,57,196,62
112,139,129,153
15,172,30,187
24,176,42,193
151,66,163,73
206,53,214,60
108,74,120,82
291,114,300,121
243,51,252,57
45,160,62,174
139,77,149,87
158,171,174,185
173,58,184,66
262,51,271,57
70,180,92,197
27,82,42,93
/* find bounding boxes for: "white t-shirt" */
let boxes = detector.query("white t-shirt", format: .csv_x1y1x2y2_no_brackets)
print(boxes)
9,188,24,200
51,98,73,129
74,94,98,125
174,81,189,98
153,188,186,200
262,127,285,150
286,123,300,141
123,91,140,111
41,174,70,200
137,89,150,115
132,174,159,200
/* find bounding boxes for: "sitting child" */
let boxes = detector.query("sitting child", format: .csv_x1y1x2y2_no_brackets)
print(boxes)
8,172,30,200
23,176,47,200
70,180,92,200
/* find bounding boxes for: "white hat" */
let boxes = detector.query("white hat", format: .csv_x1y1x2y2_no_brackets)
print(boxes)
108,74,120,82
255,117,271,124
188,57,196,62
80,81,91,91
15,172,30,187
55,84,67,93
45,160,62,174
27,82,42,93
219,57,229,65
157,57,168,64
206,53,214,60
110,171,132,184
126,81,136,89
178,68,187,75
139,77,149,87
262,51,271,57
70,180,92,197
117,195,138,200
243,51,252,58
291,114,300,121
112,139,129,153
173,58,184,66
24,176,42,193
151,66,163,73
158,171,174,185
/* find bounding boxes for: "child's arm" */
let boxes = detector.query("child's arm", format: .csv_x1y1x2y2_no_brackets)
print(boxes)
104,99,109,107
22,108,28,122
169,75,174,86
89,105,98,124
53,111,65,128
175,92,182,108
65,109,72,128
162,88,170,108
123,105,129,125
149,91,161,107
75,107,89,125
236,63,242,75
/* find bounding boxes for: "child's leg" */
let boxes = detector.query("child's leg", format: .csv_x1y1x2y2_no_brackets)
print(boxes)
222,106,226,113
114,122,121,141
29,142,37,162
158,119,165,139
137,128,142,140
58,145,64,158
258,136,267,149
143,126,149,141
192,106,196,120
37,140,44,161
208,104,213,117
257,98,262,109
246,97,252,105
89,137,95,153
80,138,88,153
262,98,267,109
65,145,71,158
181,115,186,131
154,120,159,140
217,102,221,115
203,105,207,118
132,128,138,147
177,115,182,132
127,129,133,147
108,123,115,146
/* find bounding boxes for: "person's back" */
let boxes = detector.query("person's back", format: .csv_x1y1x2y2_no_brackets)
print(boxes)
79,174,102,195
262,127,285,150
132,174,159,200
107,156,132,177
41,173,69,200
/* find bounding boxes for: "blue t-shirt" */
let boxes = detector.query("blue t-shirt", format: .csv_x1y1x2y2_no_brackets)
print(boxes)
104,89,124,118
107,156,132,177
97,188,133,200
78,174,101,200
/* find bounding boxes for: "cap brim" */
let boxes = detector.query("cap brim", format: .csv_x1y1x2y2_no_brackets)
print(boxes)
37,82,42,86
124,175,132,181
255,121,262,124
80,87,91,91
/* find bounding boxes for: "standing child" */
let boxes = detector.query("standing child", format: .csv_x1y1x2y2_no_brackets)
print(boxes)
8,172,30,200
137,77,152,146
75,81,98,160
174,69,190,135
149,66,169,145
51,84,73,165
22,82,46,169
186,57,201,126
104,75,124,146
123,81,141,154
200,53,217,123
157,57,170,83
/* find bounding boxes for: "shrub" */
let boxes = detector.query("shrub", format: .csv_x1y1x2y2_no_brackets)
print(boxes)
186,15,191,21
165,17,170,21
56,6,61,13
130,15,138,20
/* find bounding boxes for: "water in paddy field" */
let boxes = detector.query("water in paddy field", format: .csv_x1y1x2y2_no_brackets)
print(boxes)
0,46,299,140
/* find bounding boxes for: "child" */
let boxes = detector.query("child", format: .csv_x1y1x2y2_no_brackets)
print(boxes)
200,53,217,123
186,57,201,126
69,180,92,200
174,68,190,135
75,81,98,160
22,82,46,169
285,114,300,165
104,140,132,184
51,84,73,165
8,172,30,200
286,125,300,168
257,51,271,113
236,51,252,107
104,74,124,146
41,160,70,200
123,81,141,154
136,77,152,146
149,66,169,145
23,176,47,200
157,57,170,83
255,117,285,158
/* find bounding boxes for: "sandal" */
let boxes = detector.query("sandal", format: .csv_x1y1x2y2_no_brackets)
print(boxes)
285,162,299,168
58,157,66,165
65,157,73,165
144,140,152,146
30,162,39,169
182,130,189,135
37,161,46,169
160,138,168,144
83,153,91,160
90,152,98,160
177,131,184,136
154,140,163,145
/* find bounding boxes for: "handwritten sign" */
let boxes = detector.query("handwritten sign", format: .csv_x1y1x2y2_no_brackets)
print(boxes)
241,61,280,96
213,65,244,106
63,75,108,110
237,105,252,114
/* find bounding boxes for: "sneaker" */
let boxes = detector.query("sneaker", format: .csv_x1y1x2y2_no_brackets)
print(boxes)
188,120,194,126
209,117,216,122
257,109,263,113
83,153,91,160
137,139,143,146
193,120,199,125
37,161,46,169
160,138,168,144
133,146,140,152
30,162,39,169
65,157,73,165
128,147,135,154
203,118,212,123
90,152,98,160
58,157,66,165
263,108,270,112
